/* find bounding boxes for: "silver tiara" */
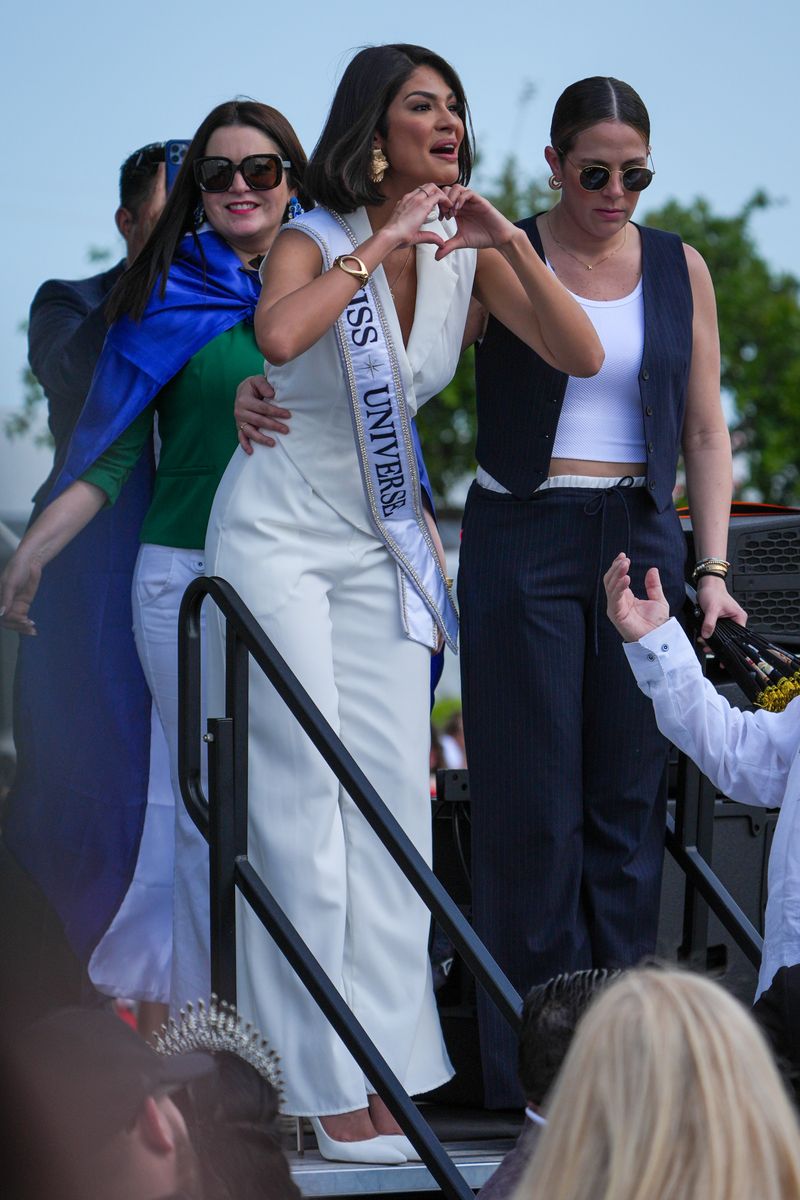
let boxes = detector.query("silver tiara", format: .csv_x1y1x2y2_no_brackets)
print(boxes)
154,996,284,1103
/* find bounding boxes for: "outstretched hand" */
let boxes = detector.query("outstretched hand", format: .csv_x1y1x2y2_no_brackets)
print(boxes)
604,553,669,643
0,548,42,635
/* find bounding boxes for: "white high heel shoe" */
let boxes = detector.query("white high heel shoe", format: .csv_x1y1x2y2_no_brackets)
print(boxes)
383,1134,421,1161
309,1117,408,1164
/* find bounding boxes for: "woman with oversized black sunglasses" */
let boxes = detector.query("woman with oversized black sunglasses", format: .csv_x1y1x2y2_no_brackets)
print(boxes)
0,99,310,1023
458,76,747,1107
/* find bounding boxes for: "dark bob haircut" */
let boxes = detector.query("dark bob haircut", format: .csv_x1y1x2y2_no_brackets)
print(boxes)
305,44,475,213
108,99,311,324
550,77,650,157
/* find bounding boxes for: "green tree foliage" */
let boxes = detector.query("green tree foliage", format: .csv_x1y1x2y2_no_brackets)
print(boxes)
643,194,800,504
4,321,51,447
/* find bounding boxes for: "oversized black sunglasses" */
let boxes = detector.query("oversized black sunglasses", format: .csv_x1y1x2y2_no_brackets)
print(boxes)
193,153,291,193
559,150,655,193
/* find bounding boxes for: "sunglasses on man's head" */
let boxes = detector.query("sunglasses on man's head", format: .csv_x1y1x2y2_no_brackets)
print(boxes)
193,154,291,193
559,150,655,193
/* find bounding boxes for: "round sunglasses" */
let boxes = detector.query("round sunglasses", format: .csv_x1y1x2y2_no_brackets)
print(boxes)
559,150,655,193
193,153,292,193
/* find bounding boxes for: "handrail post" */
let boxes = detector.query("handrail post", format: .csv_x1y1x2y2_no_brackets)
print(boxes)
675,752,714,968
177,583,209,838
207,716,238,1003
225,620,250,888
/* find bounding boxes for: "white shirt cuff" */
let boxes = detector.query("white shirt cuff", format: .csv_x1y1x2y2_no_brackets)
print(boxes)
623,617,698,685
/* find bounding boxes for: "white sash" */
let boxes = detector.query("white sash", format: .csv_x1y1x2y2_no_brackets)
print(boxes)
287,207,458,652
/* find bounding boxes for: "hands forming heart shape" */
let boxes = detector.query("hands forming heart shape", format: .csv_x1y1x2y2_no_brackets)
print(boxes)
388,183,515,260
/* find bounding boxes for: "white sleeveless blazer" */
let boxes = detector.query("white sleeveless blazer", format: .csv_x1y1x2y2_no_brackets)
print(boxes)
263,207,476,534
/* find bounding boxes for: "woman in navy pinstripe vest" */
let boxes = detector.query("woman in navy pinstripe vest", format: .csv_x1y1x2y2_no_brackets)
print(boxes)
458,77,746,1106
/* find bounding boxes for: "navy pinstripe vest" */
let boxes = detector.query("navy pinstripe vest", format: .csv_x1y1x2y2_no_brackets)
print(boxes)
474,217,694,512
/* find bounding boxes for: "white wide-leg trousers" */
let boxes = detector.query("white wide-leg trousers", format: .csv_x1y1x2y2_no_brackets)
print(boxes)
205,445,453,1115
129,544,213,1012
88,544,206,1004
87,697,174,1003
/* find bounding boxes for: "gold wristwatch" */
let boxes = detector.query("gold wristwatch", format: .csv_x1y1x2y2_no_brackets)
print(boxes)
332,254,369,287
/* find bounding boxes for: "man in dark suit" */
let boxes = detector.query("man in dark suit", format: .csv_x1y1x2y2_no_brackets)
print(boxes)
29,144,166,507
480,968,619,1200
0,143,166,1026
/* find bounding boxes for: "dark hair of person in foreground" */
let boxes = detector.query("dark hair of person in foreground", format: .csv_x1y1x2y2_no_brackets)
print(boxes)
177,1050,301,1200
519,967,620,1105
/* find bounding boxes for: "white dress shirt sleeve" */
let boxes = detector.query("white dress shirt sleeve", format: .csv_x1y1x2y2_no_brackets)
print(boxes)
623,618,798,811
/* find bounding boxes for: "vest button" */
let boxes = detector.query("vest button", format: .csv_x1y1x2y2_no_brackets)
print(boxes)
642,368,650,381
645,405,653,416
649,481,656,490
648,441,654,453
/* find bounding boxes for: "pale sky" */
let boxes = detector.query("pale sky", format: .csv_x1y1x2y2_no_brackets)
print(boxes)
2,0,798,521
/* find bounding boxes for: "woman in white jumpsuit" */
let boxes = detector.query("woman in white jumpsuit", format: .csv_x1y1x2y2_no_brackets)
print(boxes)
205,42,603,1163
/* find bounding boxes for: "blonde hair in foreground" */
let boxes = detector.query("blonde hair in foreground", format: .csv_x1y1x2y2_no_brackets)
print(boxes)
515,967,800,1200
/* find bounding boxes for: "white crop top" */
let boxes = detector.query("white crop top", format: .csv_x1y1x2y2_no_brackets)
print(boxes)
551,275,646,462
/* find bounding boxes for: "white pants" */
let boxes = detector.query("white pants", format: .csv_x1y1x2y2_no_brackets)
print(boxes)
206,444,453,1115
88,699,174,1003
129,543,213,1012
88,544,204,1004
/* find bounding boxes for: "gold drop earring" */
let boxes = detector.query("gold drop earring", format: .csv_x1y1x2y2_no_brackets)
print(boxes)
370,146,390,183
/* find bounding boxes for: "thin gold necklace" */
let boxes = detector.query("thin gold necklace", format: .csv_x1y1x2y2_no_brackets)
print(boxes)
547,214,628,271
387,247,413,296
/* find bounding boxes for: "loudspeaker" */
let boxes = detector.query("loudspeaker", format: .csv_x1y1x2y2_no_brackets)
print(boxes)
681,508,800,644
429,770,484,1105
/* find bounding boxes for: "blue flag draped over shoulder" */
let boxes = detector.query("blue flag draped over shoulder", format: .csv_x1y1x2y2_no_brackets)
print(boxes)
51,229,261,497
5,229,260,962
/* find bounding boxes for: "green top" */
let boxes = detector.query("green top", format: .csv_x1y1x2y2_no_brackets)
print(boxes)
82,322,263,548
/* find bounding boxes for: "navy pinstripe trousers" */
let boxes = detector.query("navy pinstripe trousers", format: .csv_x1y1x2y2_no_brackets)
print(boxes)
458,480,687,1107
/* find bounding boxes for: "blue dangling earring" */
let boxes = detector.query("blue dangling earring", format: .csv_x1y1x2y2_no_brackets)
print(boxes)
193,201,206,229
287,196,305,221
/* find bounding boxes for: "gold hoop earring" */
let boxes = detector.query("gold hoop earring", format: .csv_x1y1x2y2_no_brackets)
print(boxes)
548,175,562,191
370,147,390,184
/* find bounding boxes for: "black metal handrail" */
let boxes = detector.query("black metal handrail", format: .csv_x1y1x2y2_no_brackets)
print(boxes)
666,751,763,969
665,811,762,966
178,575,522,1200
670,586,764,970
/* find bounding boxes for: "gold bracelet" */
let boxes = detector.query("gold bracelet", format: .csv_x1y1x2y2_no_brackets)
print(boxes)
332,254,369,287
695,567,729,583
692,557,730,581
